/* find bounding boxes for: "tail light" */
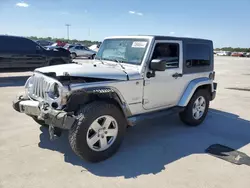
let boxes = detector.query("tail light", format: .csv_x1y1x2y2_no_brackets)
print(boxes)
209,72,215,80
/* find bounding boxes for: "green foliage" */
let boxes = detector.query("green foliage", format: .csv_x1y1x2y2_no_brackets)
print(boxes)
27,36,101,46
215,47,250,53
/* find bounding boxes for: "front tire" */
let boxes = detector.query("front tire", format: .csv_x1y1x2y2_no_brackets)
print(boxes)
68,101,127,163
179,89,209,126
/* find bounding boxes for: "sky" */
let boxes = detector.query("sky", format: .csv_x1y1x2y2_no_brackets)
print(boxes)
0,0,250,48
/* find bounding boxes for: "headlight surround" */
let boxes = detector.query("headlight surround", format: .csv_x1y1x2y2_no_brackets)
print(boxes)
25,75,69,107
60,87,69,105
24,76,34,94
48,83,61,99
47,83,69,106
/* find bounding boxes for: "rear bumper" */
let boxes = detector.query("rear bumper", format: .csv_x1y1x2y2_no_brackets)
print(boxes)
211,91,216,100
13,95,77,130
211,82,217,101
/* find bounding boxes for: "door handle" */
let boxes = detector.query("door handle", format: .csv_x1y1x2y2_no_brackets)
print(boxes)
172,73,183,78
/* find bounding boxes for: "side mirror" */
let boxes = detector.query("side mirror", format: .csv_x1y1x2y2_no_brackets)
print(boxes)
149,59,166,71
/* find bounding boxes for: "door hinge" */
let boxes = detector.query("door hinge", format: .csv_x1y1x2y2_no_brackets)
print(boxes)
143,80,150,86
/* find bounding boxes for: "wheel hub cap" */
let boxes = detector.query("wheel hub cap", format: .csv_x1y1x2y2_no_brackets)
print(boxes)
192,96,206,120
86,115,118,152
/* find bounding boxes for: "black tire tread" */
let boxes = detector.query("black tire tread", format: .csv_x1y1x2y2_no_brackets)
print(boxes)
179,89,210,126
68,101,126,162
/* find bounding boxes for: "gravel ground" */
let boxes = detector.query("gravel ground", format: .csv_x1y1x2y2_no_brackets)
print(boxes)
0,56,250,188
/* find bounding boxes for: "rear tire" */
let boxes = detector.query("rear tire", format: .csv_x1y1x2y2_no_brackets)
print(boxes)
90,54,96,59
68,101,127,163
179,89,209,126
71,53,77,59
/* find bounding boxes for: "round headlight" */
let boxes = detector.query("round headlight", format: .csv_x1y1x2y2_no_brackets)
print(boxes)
48,83,61,99
24,76,34,94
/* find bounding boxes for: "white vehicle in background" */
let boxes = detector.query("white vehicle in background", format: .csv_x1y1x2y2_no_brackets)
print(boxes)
216,51,227,56
89,44,100,52
69,45,96,59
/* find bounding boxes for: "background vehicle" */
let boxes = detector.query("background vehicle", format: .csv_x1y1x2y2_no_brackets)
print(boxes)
35,40,53,47
55,40,67,47
216,51,231,56
0,35,72,68
216,51,227,56
89,43,101,52
63,44,76,51
13,35,217,163
69,45,96,59
231,52,244,57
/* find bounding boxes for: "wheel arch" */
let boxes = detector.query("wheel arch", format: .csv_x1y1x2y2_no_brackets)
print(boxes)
65,86,132,119
178,77,214,107
49,58,66,65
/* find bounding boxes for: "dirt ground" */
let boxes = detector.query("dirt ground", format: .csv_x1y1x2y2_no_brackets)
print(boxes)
0,56,250,188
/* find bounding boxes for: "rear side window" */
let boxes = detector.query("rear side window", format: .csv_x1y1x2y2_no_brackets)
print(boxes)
186,44,210,67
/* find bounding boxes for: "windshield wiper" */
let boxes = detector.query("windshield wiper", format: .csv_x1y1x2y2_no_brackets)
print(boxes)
102,57,126,70
112,59,126,70
100,57,129,79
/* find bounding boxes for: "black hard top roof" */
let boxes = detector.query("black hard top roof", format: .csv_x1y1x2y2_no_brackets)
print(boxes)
139,35,212,43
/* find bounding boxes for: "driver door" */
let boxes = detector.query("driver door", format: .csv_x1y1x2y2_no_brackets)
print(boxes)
143,40,186,110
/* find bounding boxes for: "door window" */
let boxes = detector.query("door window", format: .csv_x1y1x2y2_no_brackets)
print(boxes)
83,46,89,50
75,46,81,50
151,43,179,68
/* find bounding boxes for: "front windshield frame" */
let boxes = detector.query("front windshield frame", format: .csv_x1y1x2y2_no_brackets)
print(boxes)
95,38,149,66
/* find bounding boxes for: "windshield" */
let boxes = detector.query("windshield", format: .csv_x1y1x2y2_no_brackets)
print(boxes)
95,38,149,65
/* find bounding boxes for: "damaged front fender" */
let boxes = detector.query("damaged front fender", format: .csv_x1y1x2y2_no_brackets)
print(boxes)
64,87,132,118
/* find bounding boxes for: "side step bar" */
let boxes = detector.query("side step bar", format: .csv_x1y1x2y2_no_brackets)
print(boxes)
127,106,184,126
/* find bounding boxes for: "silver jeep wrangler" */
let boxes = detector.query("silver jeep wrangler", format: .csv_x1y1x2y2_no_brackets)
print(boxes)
13,35,217,162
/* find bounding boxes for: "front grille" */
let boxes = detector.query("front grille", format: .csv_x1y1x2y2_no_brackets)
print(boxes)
30,75,52,100
27,72,63,108
29,74,54,100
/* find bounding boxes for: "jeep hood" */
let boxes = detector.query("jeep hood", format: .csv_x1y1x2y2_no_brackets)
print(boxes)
35,61,141,80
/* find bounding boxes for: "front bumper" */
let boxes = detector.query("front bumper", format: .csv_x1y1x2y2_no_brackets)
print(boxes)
13,95,78,130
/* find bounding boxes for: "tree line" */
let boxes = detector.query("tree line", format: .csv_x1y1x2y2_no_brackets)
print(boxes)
27,36,101,46
214,47,250,53
26,36,250,52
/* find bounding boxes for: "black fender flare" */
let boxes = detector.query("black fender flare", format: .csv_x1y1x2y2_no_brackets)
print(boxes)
64,87,132,117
